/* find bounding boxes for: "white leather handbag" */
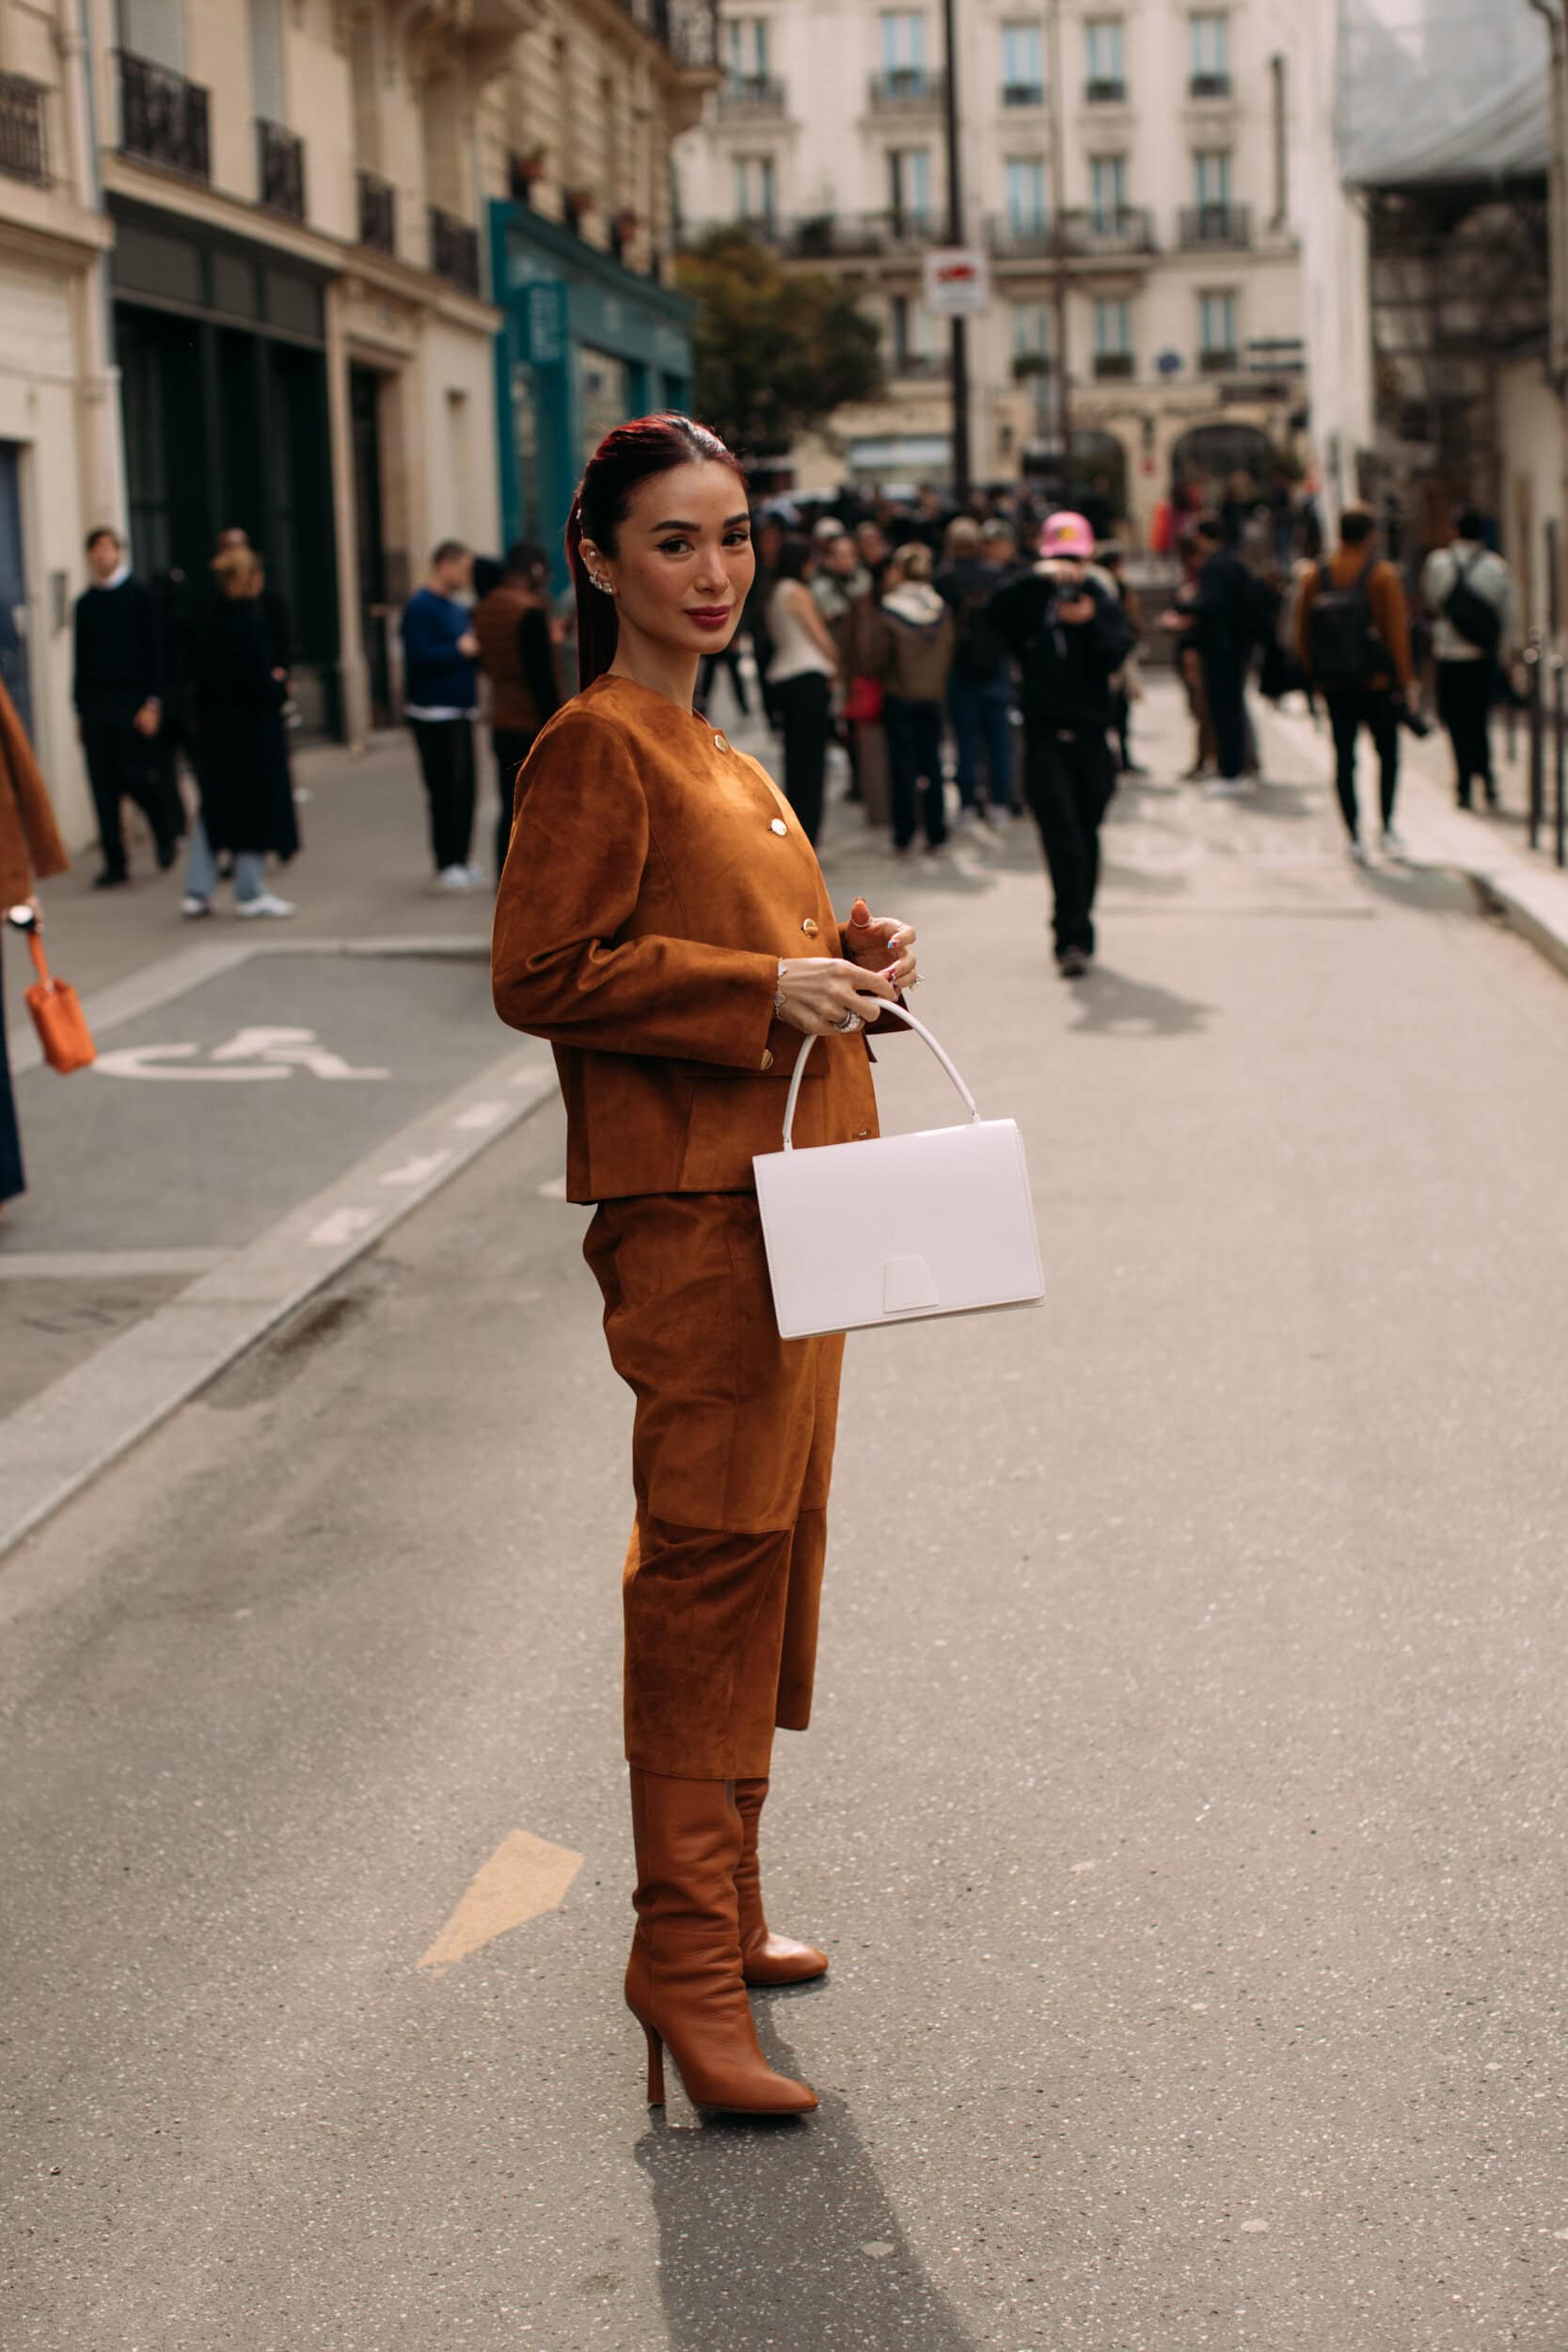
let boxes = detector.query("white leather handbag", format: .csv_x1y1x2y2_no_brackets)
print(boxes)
752,1004,1044,1340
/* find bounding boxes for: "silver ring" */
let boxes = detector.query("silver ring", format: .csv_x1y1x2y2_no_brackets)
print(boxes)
836,1010,863,1033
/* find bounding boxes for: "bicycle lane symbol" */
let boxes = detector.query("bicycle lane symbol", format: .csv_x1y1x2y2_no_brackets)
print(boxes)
94,1026,391,1082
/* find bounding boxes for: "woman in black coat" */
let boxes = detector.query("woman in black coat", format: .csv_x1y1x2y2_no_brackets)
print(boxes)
182,547,299,919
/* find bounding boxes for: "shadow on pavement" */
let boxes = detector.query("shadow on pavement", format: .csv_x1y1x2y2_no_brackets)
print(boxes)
634,2008,980,2352
1066,964,1214,1038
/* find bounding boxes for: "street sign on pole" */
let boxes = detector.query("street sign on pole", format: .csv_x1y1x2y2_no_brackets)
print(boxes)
923,248,990,319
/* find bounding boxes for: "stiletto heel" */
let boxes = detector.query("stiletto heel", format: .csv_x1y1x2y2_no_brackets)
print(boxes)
643,2024,666,2106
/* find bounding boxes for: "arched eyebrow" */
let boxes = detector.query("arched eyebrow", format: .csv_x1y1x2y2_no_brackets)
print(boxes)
647,512,752,532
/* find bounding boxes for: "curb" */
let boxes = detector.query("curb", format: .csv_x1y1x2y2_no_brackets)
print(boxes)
0,1046,557,1573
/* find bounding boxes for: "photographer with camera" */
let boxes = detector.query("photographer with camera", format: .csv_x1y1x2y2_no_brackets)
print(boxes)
988,511,1134,977
1294,504,1417,865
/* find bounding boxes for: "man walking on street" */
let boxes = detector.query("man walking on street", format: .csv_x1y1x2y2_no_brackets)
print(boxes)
473,539,562,881
1294,504,1415,864
989,510,1134,977
1421,509,1514,809
1186,513,1259,796
938,517,1022,825
401,540,481,889
72,528,177,888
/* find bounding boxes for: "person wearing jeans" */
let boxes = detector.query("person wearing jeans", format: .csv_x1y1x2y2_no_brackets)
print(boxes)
1293,504,1415,861
868,542,955,852
401,540,481,887
765,537,839,845
1421,511,1515,810
938,518,1022,821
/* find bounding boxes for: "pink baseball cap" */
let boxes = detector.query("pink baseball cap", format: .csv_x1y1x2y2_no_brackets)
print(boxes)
1041,511,1096,558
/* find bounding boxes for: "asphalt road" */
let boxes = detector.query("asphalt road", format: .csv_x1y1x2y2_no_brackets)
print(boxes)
5,693,1568,2351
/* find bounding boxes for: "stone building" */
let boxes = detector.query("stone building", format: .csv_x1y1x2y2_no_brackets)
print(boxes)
674,0,1318,537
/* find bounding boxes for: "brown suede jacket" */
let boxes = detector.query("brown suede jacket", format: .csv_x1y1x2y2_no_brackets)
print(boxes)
0,676,67,907
492,674,882,1201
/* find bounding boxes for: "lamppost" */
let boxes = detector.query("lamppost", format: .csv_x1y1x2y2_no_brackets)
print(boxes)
940,0,971,497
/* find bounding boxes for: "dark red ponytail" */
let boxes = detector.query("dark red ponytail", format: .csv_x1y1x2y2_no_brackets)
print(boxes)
566,412,748,691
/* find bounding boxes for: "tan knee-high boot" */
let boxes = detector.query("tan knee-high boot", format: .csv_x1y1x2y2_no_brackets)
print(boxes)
734,1778,829,1987
625,1768,817,2114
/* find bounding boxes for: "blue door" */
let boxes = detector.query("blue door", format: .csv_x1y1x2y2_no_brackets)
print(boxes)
0,445,33,740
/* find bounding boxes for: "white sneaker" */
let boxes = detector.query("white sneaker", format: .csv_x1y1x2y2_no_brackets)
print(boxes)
181,895,212,919
1380,826,1408,858
436,864,474,890
235,891,296,918
464,861,484,884
1201,777,1248,799
1347,839,1369,866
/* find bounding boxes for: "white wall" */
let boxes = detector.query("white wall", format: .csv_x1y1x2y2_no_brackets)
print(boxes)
1497,358,1565,642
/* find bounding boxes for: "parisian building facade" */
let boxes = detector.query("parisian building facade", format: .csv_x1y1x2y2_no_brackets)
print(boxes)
0,0,714,849
674,0,1320,533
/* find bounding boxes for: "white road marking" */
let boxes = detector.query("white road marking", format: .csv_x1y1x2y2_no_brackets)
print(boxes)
379,1152,455,1189
307,1206,379,1248
452,1100,507,1131
536,1174,567,1199
96,1025,388,1083
95,1042,287,1082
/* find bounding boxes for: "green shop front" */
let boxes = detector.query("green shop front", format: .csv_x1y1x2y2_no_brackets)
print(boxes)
490,204,697,590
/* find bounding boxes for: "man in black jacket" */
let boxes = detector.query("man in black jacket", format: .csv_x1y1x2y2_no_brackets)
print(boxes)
1187,512,1256,791
72,528,173,886
989,511,1135,976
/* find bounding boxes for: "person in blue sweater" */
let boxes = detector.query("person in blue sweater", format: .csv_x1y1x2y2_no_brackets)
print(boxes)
400,540,481,888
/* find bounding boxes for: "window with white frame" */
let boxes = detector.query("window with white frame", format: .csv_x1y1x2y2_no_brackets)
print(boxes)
1005,155,1047,232
1088,154,1126,230
726,16,770,77
1012,300,1052,357
1194,149,1232,207
880,10,927,69
734,152,776,224
1198,289,1237,359
1001,20,1044,99
1085,18,1125,97
890,292,936,369
889,146,933,222
1094,296,1132,355
1190,13,1229,90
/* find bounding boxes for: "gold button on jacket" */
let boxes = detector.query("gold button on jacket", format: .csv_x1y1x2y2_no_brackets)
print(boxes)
492,675,882,1202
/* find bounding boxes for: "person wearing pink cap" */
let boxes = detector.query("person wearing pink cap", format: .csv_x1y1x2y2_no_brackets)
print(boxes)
988,512,1134,976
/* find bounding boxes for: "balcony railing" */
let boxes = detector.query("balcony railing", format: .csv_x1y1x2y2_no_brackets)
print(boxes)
868,67,945,109
119,51,210,181
1190,72,1232,100
358,169,396,254
1179,202,1251,249
986,207,1155,260
1199,346,1238,374
0,72,48,185
888,350,952,381
616,0,721,70
429,205,481,293
718,72,787,118
257,119,305,218
1093,350,1135,379
1085,76,1127,103
788,208,941,256
1001,79,1045,107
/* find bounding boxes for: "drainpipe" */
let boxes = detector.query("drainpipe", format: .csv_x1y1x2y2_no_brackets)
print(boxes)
1528,0,1568,640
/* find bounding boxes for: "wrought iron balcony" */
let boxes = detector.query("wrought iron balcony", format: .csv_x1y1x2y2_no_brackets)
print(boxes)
1179,202,1251,249
987,210,1154,261
1093,350,1135,379
868,67,945,110
1001,80,1045,107
1199,345,1238,374
119,51,210,181
1084,76,1127,103
718,72,787,118
0,72,48,185
888,350,952,381
1189,72,1232,100
429,205,481,293
616,0,721,70
358,170,396,254
788,208,941,257
257,119,305,218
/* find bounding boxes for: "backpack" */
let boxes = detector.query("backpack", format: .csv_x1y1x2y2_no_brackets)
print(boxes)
1443,550,1502,655
951,574,1006,686
1307,555,1383,688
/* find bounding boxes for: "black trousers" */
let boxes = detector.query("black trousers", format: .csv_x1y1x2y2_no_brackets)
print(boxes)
80,711,179,878
1023,719,1117,957
409,717,477,871
1325,689,1400,838
884,694,948,849
491,726,538,878
1436,660,1497,803
772,671,832,845
1202,644,1250,781
698,642,751,717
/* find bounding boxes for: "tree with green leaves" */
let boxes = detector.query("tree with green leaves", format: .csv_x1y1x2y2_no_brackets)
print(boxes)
675,229,884,463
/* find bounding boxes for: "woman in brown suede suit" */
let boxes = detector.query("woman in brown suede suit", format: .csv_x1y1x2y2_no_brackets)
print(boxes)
492,416,919,2118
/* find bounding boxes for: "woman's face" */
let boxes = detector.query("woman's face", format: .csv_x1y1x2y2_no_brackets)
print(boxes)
583,461,754,659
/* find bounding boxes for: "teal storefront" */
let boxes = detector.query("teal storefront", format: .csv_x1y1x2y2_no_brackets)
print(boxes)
490,204,697,593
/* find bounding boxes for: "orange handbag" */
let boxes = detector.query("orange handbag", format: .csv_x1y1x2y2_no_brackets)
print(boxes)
24,928,95,1073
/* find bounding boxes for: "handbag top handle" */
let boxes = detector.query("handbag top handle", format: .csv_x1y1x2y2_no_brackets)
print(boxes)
781,1000,983,1152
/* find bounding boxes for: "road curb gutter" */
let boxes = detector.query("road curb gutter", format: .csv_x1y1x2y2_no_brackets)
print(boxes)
0,1047,557,1567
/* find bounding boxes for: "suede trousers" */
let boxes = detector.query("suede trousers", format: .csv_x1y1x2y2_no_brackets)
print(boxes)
583,1193,844,1782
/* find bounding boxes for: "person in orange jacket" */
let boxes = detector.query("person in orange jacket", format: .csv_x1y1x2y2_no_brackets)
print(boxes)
492,414,919,2122
0,675,69,1215
1295,504,1416,863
